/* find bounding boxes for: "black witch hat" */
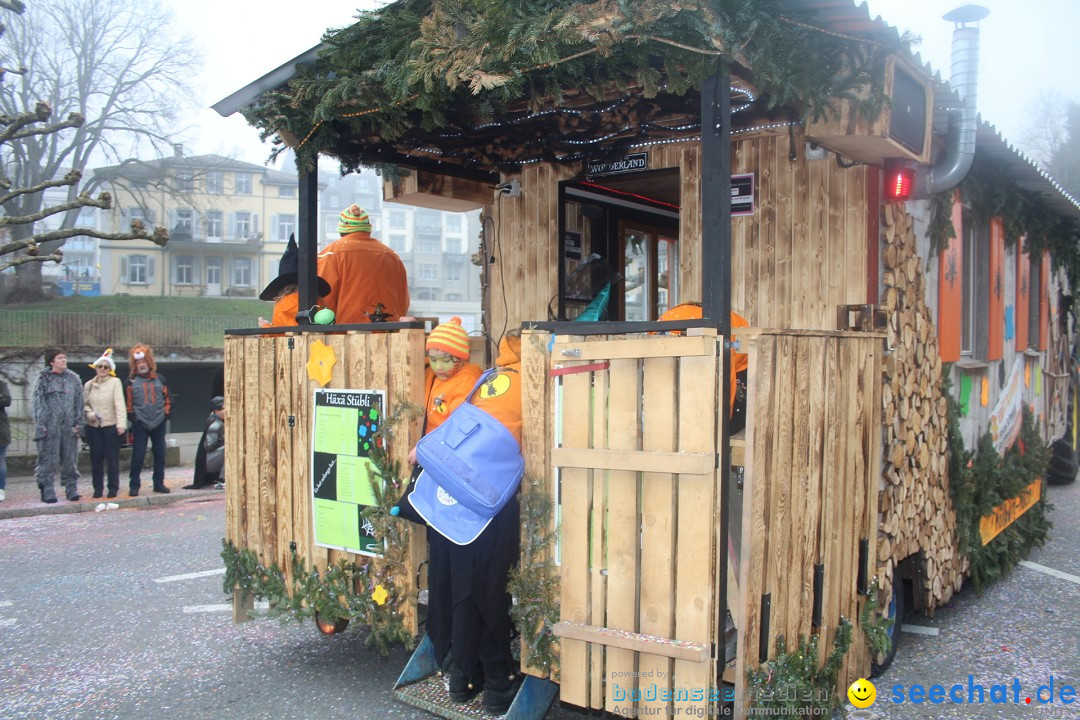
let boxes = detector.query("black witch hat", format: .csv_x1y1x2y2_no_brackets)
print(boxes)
259,234,331,301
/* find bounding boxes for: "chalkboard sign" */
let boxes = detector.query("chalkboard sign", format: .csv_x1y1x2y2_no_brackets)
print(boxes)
310,388,386,556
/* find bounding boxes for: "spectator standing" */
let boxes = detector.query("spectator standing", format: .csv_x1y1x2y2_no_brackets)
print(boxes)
126,344,171,496
185,396,225,489
83,348,127,499
32,348,83,503
0,376,10,502
317,204,409,324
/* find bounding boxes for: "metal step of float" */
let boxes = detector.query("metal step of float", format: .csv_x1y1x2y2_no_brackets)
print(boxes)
393,635,558,720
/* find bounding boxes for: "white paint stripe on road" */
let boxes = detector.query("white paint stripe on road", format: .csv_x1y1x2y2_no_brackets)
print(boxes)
0,619,15,627
183,601,268,614
0,601,12,608
901,624,939,636
155,568,226,584
1019,560,1080,586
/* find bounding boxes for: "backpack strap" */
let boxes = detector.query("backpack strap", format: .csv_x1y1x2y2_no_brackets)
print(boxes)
463,368,497,405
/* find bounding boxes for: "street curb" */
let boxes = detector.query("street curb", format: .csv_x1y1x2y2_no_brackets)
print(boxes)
0,489,223,520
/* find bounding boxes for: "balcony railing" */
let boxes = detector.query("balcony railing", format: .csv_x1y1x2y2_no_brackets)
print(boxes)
0,311,252,350
168,229,263,245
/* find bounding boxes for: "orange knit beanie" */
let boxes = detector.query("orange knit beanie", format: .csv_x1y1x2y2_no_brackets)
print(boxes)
426,317,470,360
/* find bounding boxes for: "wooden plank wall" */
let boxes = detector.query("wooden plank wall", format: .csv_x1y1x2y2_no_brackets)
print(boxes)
549,331,720,716
735,330,882,717
223,329,426,633
491,129,868,332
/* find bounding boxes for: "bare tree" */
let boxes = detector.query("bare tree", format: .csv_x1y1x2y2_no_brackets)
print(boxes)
0,0,200,297
1019,90,1069,169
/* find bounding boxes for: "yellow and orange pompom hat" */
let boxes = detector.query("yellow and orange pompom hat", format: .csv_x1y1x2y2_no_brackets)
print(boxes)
426,316,470,360
337,204,372,235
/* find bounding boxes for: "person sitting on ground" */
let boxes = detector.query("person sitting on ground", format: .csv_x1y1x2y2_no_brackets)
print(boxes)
317,204,410,324
258,234,331,327
185,396,225,489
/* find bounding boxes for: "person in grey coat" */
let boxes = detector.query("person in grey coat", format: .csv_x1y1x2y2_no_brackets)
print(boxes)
33,348,84,503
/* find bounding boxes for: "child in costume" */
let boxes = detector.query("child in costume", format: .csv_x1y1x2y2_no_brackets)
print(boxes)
398,330,525,714
258,234,331,327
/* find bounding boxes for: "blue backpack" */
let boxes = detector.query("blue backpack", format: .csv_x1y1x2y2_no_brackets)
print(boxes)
415,369,524,518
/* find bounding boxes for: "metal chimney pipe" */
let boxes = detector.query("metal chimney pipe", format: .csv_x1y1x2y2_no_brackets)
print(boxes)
918,5,989,195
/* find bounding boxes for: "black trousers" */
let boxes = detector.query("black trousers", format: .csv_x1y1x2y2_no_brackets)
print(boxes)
426,494,520,682
87,425,122,495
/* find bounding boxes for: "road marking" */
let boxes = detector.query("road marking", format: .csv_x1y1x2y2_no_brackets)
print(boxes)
155,568,226,584
901,624,939,636
183,601,268,614
0,601,12,608
0,619,15,627
1019,560,1080,586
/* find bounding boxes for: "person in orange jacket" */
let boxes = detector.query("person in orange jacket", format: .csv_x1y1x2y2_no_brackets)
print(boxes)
657,302,749,428
423,332,525,713
258,235,331,327
317,204,410,324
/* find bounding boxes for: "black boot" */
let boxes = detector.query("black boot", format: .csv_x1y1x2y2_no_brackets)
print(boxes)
482,661,521,715
448,660,483,703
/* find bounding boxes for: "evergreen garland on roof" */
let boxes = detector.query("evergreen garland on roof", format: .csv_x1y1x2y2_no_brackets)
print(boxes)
244,0,900,169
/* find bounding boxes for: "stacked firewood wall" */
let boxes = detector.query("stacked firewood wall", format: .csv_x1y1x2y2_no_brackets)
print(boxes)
879,202,968,613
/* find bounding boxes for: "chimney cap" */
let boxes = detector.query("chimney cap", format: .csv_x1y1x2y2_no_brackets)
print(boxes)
943,5,990,25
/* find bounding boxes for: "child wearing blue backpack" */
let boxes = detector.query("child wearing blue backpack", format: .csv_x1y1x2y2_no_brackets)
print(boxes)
396,332,524,714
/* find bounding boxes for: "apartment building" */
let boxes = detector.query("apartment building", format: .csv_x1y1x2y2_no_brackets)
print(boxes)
96,153,312,298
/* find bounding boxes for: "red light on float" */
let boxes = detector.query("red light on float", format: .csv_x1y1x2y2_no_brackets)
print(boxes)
884,160,916,201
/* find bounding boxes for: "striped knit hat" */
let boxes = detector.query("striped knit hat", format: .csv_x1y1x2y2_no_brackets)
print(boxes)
337,204,372,234
426,317,470,360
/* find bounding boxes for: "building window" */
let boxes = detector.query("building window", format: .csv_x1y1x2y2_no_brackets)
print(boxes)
1028,253,1042,350
205,210,223,240
415,288,437,301
276,214,295,242
206,171,224,194
232,257,252,287
206,258,222,286
388,210,406,229
234,212,252,239
415,210,441,232
177,172,194,191
387,234,406,252
445,292,463,301
418,264,438,280
126,206,148,223
122,254,153,285
418,237,440,253
174,255,195,285
445,215,462,232
278,185,295,198
234,172,252,195
173,208,194,240
446,265,461,281
960,211,990,358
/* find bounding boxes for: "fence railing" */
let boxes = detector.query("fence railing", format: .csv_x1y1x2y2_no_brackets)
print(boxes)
0,312,251,350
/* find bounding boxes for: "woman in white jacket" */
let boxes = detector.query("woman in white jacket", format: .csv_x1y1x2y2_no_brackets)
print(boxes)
83,349,127,498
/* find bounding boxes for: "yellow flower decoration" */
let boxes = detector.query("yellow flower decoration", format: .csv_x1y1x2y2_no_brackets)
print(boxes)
371,584,389,606
307,340,336,386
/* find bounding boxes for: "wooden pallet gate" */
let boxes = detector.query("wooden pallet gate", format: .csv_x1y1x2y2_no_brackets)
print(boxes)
546,329,722,717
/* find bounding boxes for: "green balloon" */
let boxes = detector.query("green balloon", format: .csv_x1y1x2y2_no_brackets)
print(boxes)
313,307,335,324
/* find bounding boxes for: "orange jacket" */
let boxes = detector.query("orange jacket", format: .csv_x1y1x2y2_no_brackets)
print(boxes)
423,363,483,435
657,305,748,415
472,336,523,446
271,293,299,327
317,231,410,324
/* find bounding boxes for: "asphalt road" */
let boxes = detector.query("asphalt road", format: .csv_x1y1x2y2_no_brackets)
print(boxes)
1,481,1077,720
